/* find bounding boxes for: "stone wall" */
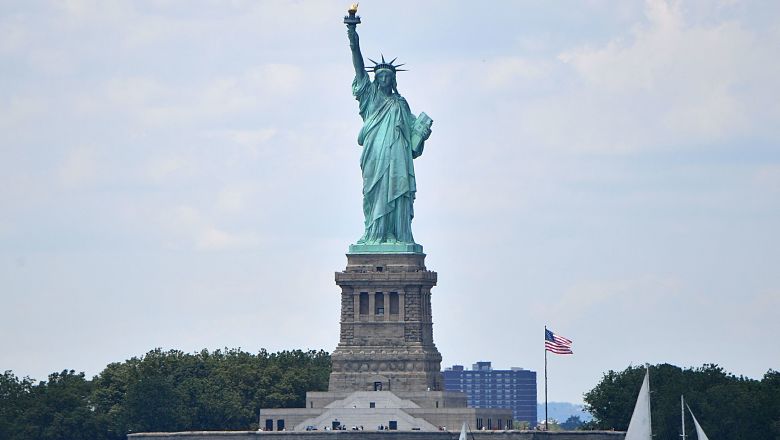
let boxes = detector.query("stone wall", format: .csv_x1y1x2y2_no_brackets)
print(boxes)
129,431,624,440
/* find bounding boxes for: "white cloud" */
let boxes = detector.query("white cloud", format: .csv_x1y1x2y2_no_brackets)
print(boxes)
94,64,304,127
199,64,305,112
216,185,260,213
415,0,778,154
105,76,168,103
739,290,780,321
27,48,75,75
58,0,131,21
212,128,277,158
159,204,260,251
58,145,99,188
144,155,195,183
0,14,29,54
536,0,776,152
0,96,47,130
245,64,305,96
222,129,276,146
121,14,200,49
195,226,241,251
752,164,780,194
0,220,10,239
483,57,551,90
536,275,683,325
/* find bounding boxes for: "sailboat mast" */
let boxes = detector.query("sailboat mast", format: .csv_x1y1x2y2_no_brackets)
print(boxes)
680,395,686,440
645,365,653,439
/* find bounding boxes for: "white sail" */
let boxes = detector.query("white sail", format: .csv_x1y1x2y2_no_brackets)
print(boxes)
625,369,652,440
458,422,467,440
687,405,710,440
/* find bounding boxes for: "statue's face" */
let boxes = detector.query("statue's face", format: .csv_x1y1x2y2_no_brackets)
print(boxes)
375,70,394,88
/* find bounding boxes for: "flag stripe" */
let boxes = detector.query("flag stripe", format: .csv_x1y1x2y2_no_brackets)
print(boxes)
545,342,573,354
545,328,573,355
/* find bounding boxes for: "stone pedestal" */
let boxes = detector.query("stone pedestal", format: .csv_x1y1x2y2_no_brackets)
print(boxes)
329,253,443,394
254,252,513,432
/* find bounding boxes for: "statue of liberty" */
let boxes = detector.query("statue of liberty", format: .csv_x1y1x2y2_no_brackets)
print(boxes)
345,5,433,253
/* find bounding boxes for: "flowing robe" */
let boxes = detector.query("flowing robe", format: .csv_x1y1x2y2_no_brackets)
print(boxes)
353,72,420,244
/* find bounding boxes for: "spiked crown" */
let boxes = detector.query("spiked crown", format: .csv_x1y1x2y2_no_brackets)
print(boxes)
367,55,407,74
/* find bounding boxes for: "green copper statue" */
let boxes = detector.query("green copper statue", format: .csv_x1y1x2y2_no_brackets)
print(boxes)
345,5,433,253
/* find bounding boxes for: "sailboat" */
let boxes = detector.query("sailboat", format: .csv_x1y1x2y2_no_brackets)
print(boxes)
623,368,712,440
624,369,652,440
682,395,711,440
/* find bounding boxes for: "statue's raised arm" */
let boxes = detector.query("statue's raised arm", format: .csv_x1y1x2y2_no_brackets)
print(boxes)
347,26,366,77
345,5,365,78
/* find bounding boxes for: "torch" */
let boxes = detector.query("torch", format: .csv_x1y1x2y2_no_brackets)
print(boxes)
344,3,361,26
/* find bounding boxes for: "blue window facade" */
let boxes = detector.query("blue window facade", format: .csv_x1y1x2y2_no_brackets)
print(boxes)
443,361,537,427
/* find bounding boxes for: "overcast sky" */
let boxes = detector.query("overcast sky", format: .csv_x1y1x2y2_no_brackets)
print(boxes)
2,0,779,405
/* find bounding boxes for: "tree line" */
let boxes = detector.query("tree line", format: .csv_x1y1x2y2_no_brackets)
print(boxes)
583,363,780,440
3,351,778,440
0,348,330,440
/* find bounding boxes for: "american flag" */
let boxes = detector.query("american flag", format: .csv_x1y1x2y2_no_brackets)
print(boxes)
545,328,573,355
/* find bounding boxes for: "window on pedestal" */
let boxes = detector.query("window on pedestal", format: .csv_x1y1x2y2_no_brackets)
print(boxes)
389,292,399,314
375,292,384,315
359,292,369,315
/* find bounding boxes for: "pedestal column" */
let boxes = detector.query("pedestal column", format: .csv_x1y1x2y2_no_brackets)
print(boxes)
329,253,444,393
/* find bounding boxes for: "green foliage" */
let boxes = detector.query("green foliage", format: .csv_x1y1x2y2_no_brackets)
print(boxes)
0,348,330,440
0,371,33,440
0,370,113,440
513,420,531,430
761,370,780,439
560,415,583,430
584,363,780,440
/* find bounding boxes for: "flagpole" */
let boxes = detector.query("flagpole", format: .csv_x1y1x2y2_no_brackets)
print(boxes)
544,325,548,431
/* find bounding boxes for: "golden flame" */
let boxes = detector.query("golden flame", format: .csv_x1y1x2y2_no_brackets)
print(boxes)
348,3,359,14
